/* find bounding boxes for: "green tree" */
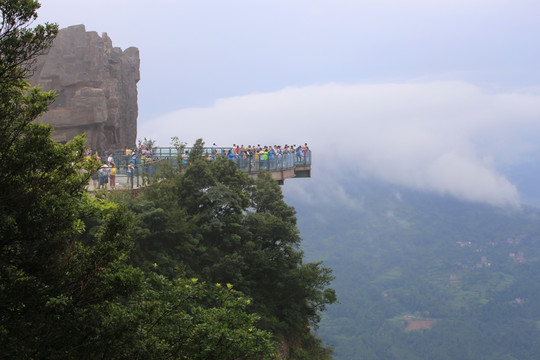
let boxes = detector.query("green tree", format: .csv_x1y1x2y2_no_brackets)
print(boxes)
242,172,337,336
0,4,278,359
105,275,277,360
122,149,337,359
189,137,207,160
0,0,58,83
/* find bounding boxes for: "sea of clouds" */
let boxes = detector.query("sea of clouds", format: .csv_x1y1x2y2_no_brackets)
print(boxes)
140,81,540,208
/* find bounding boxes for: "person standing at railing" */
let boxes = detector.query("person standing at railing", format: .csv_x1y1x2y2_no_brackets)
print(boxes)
268,146,275,170
182,151,189,169
127,162,134,189
258,149,264,170
281,146,288,169
302,143,310,163
107,153,114,166
263,148,269,170
254,149,260,170
246,146,253,172
97,164,109,189
109,163,117,189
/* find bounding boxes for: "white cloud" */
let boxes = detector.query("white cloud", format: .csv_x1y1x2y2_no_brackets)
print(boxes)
141,81,540,207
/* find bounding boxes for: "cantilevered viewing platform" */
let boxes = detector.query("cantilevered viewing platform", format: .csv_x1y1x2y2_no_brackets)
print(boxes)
88,147,311,191
152,147,311,185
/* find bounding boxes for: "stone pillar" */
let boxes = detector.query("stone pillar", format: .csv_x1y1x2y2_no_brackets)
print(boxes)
29,24,140,152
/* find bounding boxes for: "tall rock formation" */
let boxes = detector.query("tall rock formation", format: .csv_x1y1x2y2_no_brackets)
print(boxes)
29,24,140,151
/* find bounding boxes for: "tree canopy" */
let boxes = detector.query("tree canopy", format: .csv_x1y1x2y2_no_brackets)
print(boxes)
0,2,335,358
121,141,337,357
0,3,277,359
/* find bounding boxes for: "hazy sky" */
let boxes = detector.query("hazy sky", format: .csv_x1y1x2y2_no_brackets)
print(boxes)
37,0,540,207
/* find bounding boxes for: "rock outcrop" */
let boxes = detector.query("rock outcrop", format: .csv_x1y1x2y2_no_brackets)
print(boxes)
29,24,140,151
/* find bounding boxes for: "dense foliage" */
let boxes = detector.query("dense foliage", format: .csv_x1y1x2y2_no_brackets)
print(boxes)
116,139,337,358
0,0,338,359
289,178,540,360
0,2,335,358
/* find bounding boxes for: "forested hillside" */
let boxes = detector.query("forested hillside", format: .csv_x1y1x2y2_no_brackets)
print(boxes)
0,3,335,358
287,178,540,360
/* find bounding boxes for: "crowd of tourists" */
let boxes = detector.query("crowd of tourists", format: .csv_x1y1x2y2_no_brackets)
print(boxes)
84,142,311,190
84,149,118,190
85,147,147,190
210,143,310,162
177,143,311,171
221,143,311,171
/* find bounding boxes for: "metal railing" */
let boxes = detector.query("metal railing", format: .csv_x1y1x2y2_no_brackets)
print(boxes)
150,147,312,173
89,147,311,190
86,163,157,191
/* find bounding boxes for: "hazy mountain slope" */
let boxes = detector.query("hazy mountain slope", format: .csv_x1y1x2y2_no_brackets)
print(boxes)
285,179,540,360
503,160,540,208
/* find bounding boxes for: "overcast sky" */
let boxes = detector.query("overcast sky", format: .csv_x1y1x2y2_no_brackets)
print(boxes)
37,0,540,207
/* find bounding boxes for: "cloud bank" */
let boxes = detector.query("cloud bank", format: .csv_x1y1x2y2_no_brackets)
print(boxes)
140,81,540,207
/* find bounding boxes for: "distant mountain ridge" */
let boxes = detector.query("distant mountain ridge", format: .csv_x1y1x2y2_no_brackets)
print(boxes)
285,179,540,360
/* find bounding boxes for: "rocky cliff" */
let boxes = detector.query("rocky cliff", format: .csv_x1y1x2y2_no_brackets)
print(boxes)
29,24,140,151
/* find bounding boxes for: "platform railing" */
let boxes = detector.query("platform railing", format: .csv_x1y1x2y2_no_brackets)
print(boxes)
89,147,311,190
150,147,312,173
86,163,158,191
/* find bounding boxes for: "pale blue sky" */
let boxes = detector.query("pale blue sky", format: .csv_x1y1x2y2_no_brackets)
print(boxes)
37,0,540,206
38,0,540,120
